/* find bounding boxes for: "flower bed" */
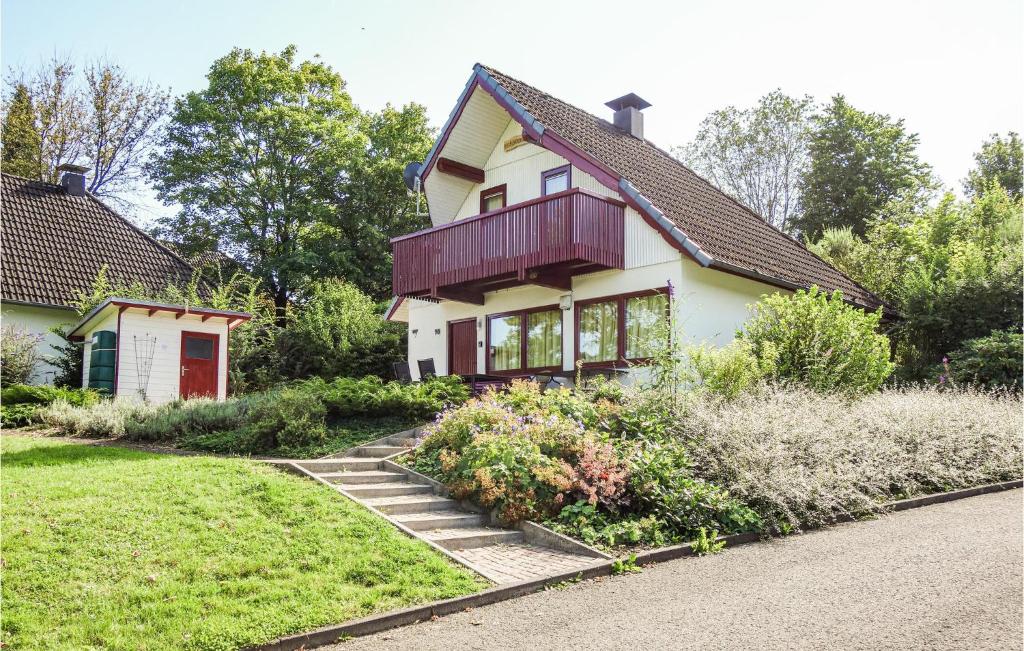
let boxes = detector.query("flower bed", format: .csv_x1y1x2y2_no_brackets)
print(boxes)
405,380,761,549
404,380,1022,551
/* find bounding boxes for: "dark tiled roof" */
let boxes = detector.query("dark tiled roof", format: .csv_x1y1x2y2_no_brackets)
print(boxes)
480,65,883,310
1,174,196,308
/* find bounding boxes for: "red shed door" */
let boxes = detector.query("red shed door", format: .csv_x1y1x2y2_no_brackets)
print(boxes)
448,319,477,376
180,331,219,399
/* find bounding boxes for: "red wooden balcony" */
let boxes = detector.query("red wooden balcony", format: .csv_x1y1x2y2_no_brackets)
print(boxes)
392,188,625,304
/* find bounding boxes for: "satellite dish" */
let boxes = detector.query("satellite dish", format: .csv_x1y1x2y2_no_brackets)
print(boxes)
403,162,423,192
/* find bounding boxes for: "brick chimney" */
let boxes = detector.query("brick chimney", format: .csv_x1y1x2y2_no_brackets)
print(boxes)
605,93,652,140
57,163,89,196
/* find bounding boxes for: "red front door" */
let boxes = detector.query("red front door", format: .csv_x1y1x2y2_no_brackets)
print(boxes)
448,319,477,375
180,331,219,399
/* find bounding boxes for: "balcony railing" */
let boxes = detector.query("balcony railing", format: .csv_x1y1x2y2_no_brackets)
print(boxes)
392,188,625,301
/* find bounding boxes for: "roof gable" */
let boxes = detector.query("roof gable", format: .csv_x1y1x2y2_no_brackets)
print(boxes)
1,174,197,308
436,64,884,311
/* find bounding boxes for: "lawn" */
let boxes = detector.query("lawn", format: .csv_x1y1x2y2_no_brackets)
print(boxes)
0,435,485,650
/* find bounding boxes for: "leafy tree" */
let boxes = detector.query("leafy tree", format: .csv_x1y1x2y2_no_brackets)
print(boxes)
148,46,366,317
963,132,1022,200
810,183,1023,380
677,90,813,233
310,103,435,298
80,61,170,202
796,95,932,238
2,57,168,205
1,83,41,177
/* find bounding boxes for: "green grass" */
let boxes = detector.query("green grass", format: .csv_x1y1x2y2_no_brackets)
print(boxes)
0,435,485,650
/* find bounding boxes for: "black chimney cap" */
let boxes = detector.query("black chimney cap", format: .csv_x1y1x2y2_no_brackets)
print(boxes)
604,93,652,112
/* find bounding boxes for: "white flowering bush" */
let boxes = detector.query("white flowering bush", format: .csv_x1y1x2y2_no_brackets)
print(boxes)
683,384,1023,532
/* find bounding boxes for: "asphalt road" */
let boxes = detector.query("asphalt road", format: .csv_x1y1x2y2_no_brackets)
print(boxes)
333,489,1023,651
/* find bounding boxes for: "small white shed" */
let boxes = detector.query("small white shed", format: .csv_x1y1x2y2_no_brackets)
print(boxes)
68,298,251,404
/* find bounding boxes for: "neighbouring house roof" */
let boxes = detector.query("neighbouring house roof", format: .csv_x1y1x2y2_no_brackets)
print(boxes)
1,173,197,309
68,297,251,339
427,65,884,311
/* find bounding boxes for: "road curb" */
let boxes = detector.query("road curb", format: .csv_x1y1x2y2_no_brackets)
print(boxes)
249,480,1022,650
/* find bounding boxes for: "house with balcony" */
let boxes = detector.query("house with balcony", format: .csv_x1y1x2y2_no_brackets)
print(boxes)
387,64,883,381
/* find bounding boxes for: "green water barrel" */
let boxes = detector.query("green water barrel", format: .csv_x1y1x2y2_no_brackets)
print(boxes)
88,330,117,394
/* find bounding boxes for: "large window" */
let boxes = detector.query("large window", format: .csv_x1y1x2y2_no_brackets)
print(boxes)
479,184,507,213
575,289,669,365
541,165,571,195
487,307,562,373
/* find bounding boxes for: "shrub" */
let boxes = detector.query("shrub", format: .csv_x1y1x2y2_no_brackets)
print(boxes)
1,325,42,386
39,399,151,438
1,384,100,427
126,397,249,442
245,386,328,451
740,286,895,394
683,384,1023,533
947,329,1023,389
685,339,774,400
1,384,100,407
315,375,469,420
627,441,761,536
277,279,405,380
446,434,576,523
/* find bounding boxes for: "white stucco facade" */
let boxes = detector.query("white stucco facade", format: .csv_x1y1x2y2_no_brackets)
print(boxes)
1,302,78,384
404,257,785,380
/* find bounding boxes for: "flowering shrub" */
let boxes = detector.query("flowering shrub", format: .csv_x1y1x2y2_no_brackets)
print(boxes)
446,434,575,523
408,384,634,523
571,440,631,511
407,380,758,547
684,384,1023,533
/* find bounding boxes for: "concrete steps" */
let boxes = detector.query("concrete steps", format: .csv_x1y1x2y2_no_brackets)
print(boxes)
339,482,434,498
395,510,487,531
355,445,409,458
364,494,459,515
424,526,525,550
318,470,407,485
288,427,603,584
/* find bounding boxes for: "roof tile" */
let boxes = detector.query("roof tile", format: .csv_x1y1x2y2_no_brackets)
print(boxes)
1,174,196,308
480,65,882,309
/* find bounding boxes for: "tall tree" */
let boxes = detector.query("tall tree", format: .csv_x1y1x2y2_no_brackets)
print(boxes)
2,56,168,205
148,46,366,316
1,83,41,177
310,102,435,298
677,90,813,234
81,60,170,202
963,132,1022,200
796,95,932,238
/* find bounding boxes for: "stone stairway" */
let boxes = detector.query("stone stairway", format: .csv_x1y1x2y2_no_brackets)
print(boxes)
290,428,607,585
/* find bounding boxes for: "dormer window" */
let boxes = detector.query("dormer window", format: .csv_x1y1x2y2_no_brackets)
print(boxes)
542,165,571,195
480,184,507,213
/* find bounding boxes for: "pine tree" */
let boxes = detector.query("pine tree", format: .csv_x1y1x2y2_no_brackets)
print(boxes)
1,83,42,178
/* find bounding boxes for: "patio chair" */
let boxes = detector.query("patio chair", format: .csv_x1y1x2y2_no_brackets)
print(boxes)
392,361,413,383
417,358,436,380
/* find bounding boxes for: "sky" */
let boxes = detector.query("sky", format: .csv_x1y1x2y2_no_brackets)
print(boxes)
2,0,1022,225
